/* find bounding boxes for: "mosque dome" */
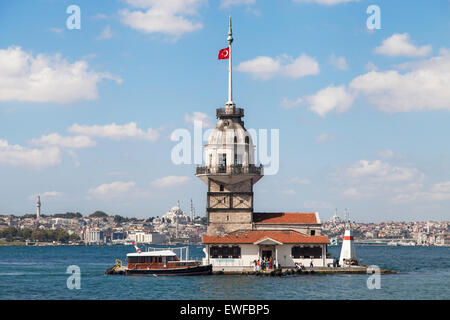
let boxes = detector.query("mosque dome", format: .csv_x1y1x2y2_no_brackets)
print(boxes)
162,201,189,224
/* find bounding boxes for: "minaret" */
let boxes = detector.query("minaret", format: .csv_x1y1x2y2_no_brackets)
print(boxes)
190,199,195,222
196,18,263,236
36,195,41,221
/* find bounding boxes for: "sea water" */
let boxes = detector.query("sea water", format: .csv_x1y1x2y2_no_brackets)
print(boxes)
0,245,448,300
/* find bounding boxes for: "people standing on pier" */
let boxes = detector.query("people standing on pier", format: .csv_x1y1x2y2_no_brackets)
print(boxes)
310,257,313,268
269,256,273,269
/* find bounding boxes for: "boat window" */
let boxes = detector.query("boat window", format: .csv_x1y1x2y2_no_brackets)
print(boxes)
158,257,162,263
138,256,146,263
129,257,138,264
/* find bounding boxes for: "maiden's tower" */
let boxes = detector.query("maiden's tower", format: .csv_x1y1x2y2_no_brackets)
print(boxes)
197,18,332,272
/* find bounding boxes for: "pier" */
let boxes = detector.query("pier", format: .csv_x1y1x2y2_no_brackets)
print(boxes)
212,266,396,276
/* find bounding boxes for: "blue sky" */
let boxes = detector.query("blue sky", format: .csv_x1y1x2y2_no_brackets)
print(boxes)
0,0,449,222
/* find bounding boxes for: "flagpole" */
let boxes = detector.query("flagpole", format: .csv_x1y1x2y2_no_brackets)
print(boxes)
227,16,233,107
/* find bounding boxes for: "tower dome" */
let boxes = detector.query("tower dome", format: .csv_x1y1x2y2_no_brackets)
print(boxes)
205,118,255,169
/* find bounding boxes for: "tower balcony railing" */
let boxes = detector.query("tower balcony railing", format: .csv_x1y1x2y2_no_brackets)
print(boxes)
196,164,263,175
216,107,244,118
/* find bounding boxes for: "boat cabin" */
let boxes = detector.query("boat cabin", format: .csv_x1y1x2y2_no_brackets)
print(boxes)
127,250,198,270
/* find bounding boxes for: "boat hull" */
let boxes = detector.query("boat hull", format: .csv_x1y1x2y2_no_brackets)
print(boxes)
125,264,212,276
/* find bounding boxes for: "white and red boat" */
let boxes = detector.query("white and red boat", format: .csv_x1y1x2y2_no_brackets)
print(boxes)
105,243,212,276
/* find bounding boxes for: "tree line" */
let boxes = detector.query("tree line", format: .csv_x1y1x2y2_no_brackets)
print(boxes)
0,227,80,243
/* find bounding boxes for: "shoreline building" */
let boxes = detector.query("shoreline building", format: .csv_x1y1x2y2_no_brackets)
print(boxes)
198,18,332,272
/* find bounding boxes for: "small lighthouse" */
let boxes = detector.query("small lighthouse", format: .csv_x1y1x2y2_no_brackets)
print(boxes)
36,195,41,220
339,210,357,266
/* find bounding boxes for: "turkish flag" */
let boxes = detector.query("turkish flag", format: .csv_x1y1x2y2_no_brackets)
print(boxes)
218,47,229,60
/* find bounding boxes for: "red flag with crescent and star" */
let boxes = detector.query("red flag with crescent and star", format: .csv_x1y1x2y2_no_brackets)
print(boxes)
218,47,229,60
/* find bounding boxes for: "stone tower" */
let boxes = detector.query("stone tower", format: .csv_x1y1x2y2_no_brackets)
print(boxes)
196,18,263,236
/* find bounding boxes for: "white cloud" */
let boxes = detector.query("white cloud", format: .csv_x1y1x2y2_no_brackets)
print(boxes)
306,85,354,116
374,33,432,57
293,0,359,5
236,56,280,80
394,181,450,203
88,181,136,198
365,61,378,71
184,112,213,128
98,25,113,40
0,139,61,168
68,122,159,142
349,51,450,113
303,50,450,115
30,133,96,149
236,54,319,80
120,0,204,39
281,189,296,195
29,191,62,200
328,54,348,70
345,160,423,183
0,46,122,104
151,175,191,187
335,159,426,200
280,97,303,110
220,0,255,7
42,191,62,197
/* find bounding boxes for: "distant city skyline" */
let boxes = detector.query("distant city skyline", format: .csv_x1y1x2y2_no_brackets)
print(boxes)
1,1,449,222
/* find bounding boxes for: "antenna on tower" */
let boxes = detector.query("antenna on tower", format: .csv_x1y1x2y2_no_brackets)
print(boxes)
226,16,234,108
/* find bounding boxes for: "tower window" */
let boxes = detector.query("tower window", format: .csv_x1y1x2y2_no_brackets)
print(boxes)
220,184,224,191
245,136,249,144
219,153,227,166
311,230,316,236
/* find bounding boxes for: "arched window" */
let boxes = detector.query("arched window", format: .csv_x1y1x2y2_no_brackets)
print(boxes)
245,136,249,144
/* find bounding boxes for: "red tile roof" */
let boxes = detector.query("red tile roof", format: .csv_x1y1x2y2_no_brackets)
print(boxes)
202,230,329,244
253,212,318,224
